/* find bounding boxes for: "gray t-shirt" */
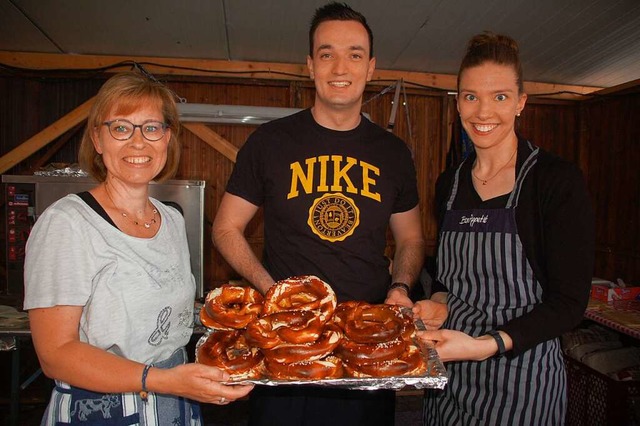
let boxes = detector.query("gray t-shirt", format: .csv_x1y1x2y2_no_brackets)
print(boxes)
24,194,196,364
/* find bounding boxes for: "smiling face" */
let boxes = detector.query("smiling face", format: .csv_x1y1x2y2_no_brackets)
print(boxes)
306,19,376,119
457,61,527,151
91,99,170,188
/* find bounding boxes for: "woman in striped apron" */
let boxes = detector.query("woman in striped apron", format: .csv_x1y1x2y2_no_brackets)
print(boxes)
416,32,594,425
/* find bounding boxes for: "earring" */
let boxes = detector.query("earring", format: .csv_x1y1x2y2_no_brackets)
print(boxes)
516,112,521,117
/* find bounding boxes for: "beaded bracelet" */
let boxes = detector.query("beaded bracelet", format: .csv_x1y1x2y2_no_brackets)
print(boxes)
140,364,152,402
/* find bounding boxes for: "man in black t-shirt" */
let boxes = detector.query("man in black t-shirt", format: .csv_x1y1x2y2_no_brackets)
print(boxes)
212,3,425,425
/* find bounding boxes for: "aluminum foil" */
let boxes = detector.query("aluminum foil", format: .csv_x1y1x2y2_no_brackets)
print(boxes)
194,308,448,391
34,163,88,177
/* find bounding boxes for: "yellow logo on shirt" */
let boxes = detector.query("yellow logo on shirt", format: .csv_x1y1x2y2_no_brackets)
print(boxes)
308,193,360,242
287,155,381,202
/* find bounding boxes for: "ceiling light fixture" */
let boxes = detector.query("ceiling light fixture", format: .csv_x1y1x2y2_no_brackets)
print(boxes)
177,103,302,125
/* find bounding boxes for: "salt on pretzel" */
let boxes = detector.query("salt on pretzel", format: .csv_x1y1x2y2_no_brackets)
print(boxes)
200,284,263,330
335,335,407,365
265,355,344,380
262,323,343,364
197,329,264,380
263,275,336,322
387,304,417,341
342,303,403,344
245,310,325,349
343,343,426,378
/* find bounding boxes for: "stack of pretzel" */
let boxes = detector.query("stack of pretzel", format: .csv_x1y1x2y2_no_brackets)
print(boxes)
197,284,266,379
245,275,344,380
197,275,427,382
334,301,427,378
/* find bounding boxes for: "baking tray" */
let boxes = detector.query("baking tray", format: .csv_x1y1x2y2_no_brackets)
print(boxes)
195,310,448,391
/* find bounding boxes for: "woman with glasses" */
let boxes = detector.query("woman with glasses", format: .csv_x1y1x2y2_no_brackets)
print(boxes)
23,72,252,425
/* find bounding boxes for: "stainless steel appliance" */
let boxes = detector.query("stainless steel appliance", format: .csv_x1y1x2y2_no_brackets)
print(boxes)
2,175,205,301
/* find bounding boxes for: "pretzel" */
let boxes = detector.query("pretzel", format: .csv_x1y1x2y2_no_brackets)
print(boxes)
342,303,403,344
333,300,364,330
197,329,264,380
335,335,407,365
387,304,417,341
200,284,263,330
343,343,427,378
265,355,344,380
263,275,336,322
262,323,343,364
245,310,325,349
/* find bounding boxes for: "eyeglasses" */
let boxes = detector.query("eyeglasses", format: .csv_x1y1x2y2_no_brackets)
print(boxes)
102,119,169,141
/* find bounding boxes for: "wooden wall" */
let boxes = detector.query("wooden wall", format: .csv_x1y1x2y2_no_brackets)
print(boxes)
580,90,640,283
1,73,638,290
169,77,451,286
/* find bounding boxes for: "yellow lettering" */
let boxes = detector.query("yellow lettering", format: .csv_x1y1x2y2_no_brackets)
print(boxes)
287,158,316,199
361,160,381,202
287,156,382,202
330,156,357,194
317,155,330,192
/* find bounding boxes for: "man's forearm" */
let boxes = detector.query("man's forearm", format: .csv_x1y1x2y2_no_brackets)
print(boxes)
391,239,426,288
212,230,274,294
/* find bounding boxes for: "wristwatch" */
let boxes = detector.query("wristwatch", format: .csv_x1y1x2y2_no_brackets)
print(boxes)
388,282,411,295
487,329,507,356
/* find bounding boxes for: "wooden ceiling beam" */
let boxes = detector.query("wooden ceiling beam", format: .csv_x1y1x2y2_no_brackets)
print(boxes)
183,123,238,163
0,96,94,174
0,51,601,100
29,122,85,172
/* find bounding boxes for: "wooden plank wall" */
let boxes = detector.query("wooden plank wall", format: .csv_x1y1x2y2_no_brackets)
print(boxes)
169,77,451,286
580,91,640,283
1,74,637,289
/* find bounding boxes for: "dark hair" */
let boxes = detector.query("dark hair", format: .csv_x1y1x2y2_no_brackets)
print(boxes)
79,72,181,182
457,31,524,94
309,2,374,58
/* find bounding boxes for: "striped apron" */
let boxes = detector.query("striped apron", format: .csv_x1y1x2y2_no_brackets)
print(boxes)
40,347,201,426
424,146,566,425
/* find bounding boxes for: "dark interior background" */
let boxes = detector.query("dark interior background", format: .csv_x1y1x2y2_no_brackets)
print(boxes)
1,71,638,292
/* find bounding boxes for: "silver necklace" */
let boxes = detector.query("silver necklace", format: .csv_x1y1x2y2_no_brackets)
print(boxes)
105,188,158,228
472,149,517,185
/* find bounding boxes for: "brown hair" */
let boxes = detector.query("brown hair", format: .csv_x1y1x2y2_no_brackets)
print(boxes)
309,2,374,58
79,72,181,182
457,31,524,94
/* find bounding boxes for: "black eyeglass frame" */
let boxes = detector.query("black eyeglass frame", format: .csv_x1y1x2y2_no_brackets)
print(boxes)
101,119,169,142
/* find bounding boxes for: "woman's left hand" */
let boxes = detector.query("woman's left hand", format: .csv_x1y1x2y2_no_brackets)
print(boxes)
152,362,254,404
412,299,448,330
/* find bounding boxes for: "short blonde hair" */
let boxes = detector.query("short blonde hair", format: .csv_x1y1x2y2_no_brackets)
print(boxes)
79,72,181,182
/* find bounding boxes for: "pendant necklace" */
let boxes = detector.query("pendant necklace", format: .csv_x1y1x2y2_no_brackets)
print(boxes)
105,188,157,228
472,149,517,185
121,208,157,228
